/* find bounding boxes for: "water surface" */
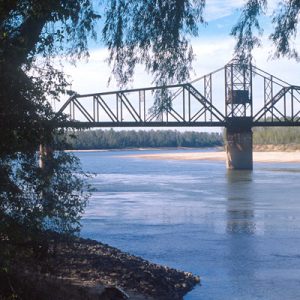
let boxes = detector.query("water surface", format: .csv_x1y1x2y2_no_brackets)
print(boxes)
76,149,300,300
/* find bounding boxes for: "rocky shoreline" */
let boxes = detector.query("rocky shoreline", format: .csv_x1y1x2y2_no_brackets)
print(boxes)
5,235,200,300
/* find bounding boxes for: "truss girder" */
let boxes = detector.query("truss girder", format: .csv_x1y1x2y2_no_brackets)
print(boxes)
57,63,300,128
57,82,226,127
254,86,300,123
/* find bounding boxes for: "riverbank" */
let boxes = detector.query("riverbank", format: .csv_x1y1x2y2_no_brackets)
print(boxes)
64,147,217,152
125,150,300,163
3,234,199,300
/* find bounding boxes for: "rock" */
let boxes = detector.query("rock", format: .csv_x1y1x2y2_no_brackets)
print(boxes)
100,286,129,300
10,233,200,300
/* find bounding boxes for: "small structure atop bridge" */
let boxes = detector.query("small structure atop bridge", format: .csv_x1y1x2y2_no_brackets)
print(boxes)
58,60,300,170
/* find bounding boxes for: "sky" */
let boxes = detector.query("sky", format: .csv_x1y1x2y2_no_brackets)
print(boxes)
59,1,299,132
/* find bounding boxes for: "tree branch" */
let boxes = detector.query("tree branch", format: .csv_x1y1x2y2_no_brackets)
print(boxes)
6,15,49,67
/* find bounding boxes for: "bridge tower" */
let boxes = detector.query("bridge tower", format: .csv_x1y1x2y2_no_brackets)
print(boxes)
225,60,253,170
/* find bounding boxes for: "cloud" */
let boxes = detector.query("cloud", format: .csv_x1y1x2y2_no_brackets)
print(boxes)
61,35,299,100
204,0,281,21
204,0,244,21
266,0,282,15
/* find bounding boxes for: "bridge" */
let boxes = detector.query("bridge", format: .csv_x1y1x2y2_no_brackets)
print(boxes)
57,60,300,170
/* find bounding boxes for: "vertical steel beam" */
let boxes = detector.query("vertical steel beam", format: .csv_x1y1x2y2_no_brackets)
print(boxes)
93,97,96,121
183,87,185,121
291,89,294,121
139,90,146,122
271,75,274,122
209,74,212,121
69,101,72,120
250,64,253,117
120,94,123,122
284,92,286,120
225,66,228,117
204,75,207,122
144,92,146,122
139,91,141,119
188,89,191,122
231,64,234,117
204,74,212,122
97,97,99,121
72,100,75,120
116,94,119,121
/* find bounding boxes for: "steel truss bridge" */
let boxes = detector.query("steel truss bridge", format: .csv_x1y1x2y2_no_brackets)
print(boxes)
58,60,300,129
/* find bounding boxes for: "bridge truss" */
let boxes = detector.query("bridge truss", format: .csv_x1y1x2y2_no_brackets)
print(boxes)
57,61,300,128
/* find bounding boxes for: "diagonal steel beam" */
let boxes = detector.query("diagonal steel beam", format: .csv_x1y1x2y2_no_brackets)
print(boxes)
119,93,142,122
94,95,118,122
73,98,94,122
254,87,291,121
185,83,225,122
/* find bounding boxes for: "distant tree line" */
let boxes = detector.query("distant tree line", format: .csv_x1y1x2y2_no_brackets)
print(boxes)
64,127,300,150
65,129,224,149
253,127,300,145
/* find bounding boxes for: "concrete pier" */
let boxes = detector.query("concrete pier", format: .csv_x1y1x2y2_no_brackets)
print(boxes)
225,127,253,170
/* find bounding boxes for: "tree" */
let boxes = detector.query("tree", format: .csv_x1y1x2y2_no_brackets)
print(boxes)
103,0,205,112
231,0,300,63
103,0,205,86
0,0,99,258
64,129,223,149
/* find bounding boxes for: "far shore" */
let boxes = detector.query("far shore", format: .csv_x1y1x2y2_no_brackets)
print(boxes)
64,147,220,152
64,145,300,163
64,144,300,153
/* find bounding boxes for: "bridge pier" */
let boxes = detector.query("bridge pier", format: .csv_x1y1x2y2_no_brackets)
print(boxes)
225,127,253,170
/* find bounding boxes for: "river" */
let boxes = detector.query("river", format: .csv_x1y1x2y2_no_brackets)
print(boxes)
76,149,300,300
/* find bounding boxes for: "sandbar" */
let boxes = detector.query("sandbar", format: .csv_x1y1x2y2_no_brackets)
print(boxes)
125,151,300,163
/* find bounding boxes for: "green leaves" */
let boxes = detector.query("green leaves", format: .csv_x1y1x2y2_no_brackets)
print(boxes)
103,0,205,90
0,135,90,250
0,0,97,257
270,1,300,61
232,0,300,62
231,0,266,63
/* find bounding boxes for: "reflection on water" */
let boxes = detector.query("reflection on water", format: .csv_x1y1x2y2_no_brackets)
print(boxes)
226,171,255,235
226,171,257,298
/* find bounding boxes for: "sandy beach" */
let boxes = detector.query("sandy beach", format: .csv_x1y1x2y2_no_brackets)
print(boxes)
125,151,300,163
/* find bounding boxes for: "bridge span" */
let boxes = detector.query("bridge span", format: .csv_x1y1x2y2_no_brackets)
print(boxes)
57,60,300,170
